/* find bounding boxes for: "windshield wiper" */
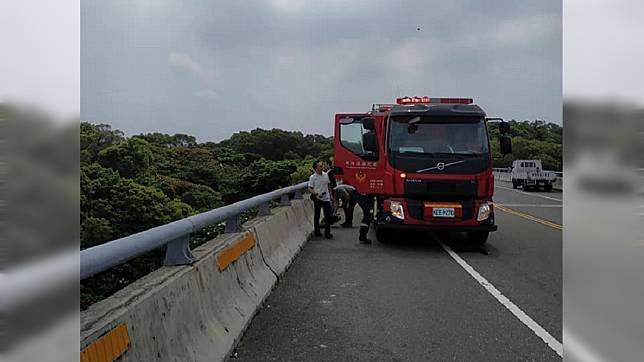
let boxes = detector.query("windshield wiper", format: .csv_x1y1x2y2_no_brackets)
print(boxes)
399,150,430,155
425,151,484,158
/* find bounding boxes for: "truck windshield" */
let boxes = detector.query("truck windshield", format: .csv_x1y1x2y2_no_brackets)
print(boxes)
389,116,489,156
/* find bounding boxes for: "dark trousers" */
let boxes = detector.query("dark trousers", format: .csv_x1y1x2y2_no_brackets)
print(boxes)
342,195,357,225
355,193,374,227
313,198,333,235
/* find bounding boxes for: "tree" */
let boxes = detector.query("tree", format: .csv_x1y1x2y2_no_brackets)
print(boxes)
81,163,194,247
489,120,562,170
97,137,154,181
81,122,125,165
150,145,223,190
157,175,222,212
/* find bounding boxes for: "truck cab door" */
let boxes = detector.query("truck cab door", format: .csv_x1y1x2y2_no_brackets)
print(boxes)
333,113,384,195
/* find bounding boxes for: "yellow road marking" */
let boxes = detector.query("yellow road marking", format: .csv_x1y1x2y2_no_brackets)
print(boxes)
495,204,562,230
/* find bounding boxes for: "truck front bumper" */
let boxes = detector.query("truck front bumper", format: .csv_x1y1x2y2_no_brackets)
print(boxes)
376,210,497,233
374,222,497,233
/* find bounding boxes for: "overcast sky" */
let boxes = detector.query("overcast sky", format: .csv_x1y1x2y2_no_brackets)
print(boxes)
80,0,562,141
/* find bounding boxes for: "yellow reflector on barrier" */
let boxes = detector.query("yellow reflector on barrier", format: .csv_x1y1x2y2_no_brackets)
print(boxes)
80,323,130,362
217,232,256,271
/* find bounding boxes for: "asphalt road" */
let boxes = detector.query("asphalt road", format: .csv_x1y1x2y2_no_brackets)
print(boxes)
231,182,562,361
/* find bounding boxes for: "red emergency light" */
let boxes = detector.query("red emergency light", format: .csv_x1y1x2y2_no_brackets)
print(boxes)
396,97,473,105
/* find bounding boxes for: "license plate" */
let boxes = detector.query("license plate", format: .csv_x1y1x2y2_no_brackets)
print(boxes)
432,208,455,218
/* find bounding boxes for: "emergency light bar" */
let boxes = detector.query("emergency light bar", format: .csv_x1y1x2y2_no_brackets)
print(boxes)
396,97,473,105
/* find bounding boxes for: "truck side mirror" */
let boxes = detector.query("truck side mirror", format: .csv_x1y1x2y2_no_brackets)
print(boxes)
500,134,512,155
498,122,510,134
363,117,375,130
363,130,378,153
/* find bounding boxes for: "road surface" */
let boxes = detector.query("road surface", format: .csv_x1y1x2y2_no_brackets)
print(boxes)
231,182,562,361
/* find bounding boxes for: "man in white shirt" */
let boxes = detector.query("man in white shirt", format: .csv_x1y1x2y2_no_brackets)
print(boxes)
308,160,333,239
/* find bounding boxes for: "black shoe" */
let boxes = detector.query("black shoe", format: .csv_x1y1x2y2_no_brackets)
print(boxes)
324,233,333,239
314,231,323,237
340,222,352,228
359,237,372,244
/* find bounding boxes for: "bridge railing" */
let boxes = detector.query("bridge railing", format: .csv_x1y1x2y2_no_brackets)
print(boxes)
80,181,309,280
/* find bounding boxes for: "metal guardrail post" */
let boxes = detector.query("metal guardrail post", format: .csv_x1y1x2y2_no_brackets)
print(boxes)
224,214,244,233
164,235,196,266
258,202,271,216
294,189,303,199
280,194,291,206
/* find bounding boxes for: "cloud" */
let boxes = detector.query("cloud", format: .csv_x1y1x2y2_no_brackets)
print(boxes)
169,52,216,84
195,89,219,100
83,0,562,141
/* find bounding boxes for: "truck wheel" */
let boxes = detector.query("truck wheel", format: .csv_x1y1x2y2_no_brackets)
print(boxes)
544,183,553,192
467,231,489,245
512,179,518,189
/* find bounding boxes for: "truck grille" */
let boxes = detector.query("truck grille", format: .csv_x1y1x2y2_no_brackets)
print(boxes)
404,179,477,201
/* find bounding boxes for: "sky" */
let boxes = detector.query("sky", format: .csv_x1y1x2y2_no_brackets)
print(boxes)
80,0,562,141
0,0,79,120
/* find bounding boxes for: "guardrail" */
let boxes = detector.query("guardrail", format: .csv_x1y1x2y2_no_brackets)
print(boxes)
492,168,563,190
80,182,309,280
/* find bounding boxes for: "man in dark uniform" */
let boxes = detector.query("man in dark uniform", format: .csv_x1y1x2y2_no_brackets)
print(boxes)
333,184,374,244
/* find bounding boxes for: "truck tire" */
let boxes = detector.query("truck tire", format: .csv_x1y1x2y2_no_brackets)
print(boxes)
512,179,518,189
467,231,489,245
544,183,553,192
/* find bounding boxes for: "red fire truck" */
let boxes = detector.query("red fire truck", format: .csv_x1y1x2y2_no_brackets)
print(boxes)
333,97,512,244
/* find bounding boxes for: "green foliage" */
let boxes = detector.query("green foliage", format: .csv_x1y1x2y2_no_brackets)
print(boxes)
97,137,154,181
81,163,194,247
148,145,222,190
157,175,222,212
81,217,113,248
219,128,333,161
81,122,125,165
242,159,298,196
80,123,332,309
136,132,197,148
290,156,316,184
489,120,562,171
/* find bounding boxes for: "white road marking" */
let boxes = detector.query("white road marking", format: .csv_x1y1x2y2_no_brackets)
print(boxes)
496,185,563,202
497,204,562,208
440,242,563,357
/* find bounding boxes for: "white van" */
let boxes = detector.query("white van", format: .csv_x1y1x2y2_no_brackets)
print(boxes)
511,160,557,191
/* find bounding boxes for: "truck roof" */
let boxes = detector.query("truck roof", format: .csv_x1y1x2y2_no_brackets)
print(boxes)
387,103,486,118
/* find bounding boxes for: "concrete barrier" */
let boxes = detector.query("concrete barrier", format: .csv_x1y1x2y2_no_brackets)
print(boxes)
80,199,314,362
246,198,313,277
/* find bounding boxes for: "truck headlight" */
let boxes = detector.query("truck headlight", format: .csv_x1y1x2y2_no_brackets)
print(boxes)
390,201,405,220
477,202,491,221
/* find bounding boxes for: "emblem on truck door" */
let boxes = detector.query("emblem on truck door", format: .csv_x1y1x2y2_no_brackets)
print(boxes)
355,171,366,183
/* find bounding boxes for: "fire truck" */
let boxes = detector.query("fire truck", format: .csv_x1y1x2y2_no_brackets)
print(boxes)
333,96,512,244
